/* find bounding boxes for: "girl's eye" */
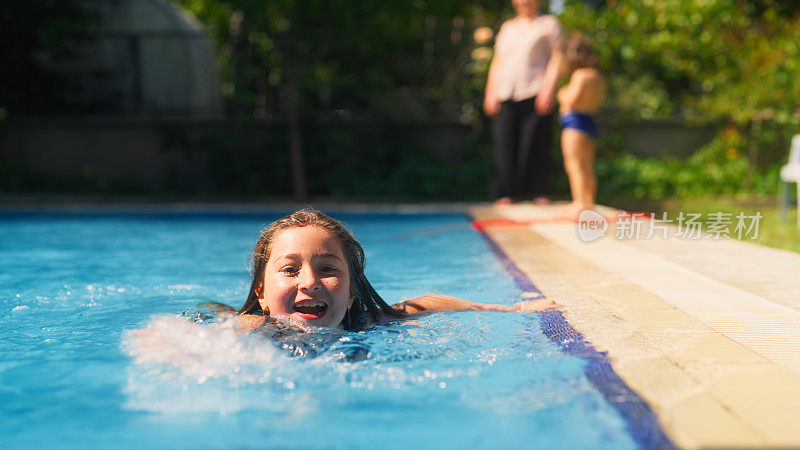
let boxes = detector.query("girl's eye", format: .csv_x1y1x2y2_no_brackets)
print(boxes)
281,266,299,275
319,265,338,274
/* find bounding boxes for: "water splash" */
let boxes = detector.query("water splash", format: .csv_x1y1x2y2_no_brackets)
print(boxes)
120,314,501,416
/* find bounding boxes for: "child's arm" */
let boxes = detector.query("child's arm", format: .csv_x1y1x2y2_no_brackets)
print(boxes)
391,295,557,316
556,73,584,113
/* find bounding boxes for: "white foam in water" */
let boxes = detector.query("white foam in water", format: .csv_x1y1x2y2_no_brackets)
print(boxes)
166,284,203,291
121,314,488,417
122,315,308,415
123,315,286,382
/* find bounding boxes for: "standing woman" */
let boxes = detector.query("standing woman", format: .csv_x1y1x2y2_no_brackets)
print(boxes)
484,0,563,205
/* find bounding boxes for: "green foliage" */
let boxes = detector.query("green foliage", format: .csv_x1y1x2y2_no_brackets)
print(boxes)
560,0,800,127
165,0,498,199
597,129,782,200
302,121,489,200
652,195,800,254
171,0,498,115
558,0,799,200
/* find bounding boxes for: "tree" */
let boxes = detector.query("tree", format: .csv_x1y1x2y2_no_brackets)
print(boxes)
170,0,503,199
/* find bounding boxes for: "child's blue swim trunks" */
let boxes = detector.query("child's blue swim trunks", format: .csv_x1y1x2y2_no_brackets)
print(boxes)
560,112,598,138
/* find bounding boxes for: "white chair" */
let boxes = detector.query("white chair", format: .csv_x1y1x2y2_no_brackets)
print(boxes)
779,134,800,228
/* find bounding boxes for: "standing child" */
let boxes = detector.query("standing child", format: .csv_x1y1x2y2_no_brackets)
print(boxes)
556,33,606,215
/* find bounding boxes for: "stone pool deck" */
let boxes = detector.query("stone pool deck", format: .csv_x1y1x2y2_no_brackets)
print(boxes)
471,203,800,449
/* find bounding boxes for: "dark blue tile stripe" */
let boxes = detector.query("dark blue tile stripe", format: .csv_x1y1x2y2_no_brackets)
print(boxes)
475,227,674,449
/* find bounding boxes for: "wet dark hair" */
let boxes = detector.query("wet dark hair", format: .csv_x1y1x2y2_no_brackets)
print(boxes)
239,208,404,330
563,33,600,76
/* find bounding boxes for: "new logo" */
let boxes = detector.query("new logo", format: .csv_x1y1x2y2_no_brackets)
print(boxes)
577,209,608,242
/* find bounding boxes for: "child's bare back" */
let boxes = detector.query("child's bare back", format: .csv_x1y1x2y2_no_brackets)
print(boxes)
557,67,606,115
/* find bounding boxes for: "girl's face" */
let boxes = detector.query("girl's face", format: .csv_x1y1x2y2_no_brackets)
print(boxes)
512,0,540,18
258,226,352,328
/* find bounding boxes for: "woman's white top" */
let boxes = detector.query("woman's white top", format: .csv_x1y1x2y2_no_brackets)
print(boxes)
493,15,562,102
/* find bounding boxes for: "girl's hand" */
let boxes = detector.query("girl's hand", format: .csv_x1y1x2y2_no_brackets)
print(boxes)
392,295,558,315
510,298,558,312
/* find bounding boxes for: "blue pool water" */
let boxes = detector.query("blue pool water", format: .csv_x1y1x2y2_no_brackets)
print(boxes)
1,211,648,449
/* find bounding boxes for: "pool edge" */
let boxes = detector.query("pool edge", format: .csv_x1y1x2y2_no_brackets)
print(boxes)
471,216,674,449
470,203,800,448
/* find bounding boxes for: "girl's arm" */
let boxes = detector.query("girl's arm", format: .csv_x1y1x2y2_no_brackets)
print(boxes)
196,301,266,332
391,294,557,316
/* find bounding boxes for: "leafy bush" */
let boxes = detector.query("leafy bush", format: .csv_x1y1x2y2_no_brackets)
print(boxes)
556,0,799,200
597,128,782,200
560,0,800,127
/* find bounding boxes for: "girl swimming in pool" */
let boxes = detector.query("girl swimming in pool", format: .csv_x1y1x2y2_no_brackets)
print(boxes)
127,208,556,365
236,208,556,332
556,33,606,216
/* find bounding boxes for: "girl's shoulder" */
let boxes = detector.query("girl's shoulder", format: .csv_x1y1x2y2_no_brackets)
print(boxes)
237,313,267,331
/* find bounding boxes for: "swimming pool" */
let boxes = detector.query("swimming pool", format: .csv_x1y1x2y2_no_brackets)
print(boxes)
0,210,668,448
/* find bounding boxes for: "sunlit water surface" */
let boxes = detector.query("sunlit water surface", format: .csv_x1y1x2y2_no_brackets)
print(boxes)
0,212,636,449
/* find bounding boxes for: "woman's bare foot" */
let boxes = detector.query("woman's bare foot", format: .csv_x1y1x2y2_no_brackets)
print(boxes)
532,196,551,206
494,197,513,206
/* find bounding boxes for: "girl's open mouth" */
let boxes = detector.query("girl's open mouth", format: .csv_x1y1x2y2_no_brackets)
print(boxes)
293,300,328,319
